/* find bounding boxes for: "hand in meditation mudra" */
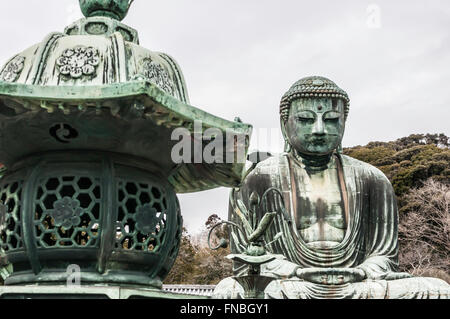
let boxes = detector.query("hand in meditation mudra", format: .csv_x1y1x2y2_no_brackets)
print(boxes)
213,76,449,299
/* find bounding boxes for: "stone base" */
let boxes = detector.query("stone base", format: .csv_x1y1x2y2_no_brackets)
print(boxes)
0,285,209,299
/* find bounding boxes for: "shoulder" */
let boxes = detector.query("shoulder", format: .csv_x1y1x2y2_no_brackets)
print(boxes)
340,154,392,185
251,153,288,175
238,154,287,190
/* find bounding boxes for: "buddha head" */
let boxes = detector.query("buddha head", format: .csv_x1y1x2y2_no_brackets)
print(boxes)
280,76,350,157
79,0,134,21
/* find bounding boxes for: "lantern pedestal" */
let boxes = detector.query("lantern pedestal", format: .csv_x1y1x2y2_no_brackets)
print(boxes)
0,285,208,299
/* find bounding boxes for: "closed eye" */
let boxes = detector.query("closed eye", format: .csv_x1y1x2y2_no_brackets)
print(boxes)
323,111,341,122
296,116,314,123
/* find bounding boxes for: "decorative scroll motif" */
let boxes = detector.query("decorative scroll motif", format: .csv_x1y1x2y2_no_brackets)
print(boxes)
0,56,25,82
56,46,100,79
135,204,161,235
49,123,79,144
140,58,175,96
50,197,83,229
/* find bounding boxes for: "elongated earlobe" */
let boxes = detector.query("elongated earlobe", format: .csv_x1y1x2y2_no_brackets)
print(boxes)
280,119,292,153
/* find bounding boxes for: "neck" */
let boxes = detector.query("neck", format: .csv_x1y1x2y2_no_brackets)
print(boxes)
291,150,333,171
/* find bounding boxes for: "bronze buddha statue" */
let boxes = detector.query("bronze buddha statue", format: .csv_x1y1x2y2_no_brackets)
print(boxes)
213,76,450,299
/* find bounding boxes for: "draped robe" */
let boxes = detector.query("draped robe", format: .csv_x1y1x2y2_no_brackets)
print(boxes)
213,153,449,299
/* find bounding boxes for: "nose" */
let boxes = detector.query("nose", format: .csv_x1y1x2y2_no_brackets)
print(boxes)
312,117,326,136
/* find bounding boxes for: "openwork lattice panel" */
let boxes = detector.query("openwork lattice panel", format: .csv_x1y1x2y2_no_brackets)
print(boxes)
115,180,168,252
0,181,24,252
34,176,101,248
168,201,182,261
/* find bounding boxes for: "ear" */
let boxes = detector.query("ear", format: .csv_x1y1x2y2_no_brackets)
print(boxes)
336,117,346,153
280,119,291,153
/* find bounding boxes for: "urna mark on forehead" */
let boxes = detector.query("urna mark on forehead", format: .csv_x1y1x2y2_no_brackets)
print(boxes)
290,97,345,114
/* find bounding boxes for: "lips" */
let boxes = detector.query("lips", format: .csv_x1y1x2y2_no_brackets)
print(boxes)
310,138,326,145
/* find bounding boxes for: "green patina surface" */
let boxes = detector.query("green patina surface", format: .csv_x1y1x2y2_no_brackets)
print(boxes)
0,81,252,193
0,0,251,296
79,0,134,21
213,76,450,299
0,285,208,299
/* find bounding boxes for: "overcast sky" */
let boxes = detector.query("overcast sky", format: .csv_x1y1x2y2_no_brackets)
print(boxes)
0,0,449,234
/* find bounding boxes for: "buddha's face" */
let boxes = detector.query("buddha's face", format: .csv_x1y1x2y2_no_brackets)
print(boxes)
285,98,345,156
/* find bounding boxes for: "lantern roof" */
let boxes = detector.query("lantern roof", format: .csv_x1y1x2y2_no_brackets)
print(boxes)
0,0,252,193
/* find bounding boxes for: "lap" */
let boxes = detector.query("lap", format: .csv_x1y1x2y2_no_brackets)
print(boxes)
213,276,450,299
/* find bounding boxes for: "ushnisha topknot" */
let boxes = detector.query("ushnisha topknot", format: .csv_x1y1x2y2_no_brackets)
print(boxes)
280,76,350,123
